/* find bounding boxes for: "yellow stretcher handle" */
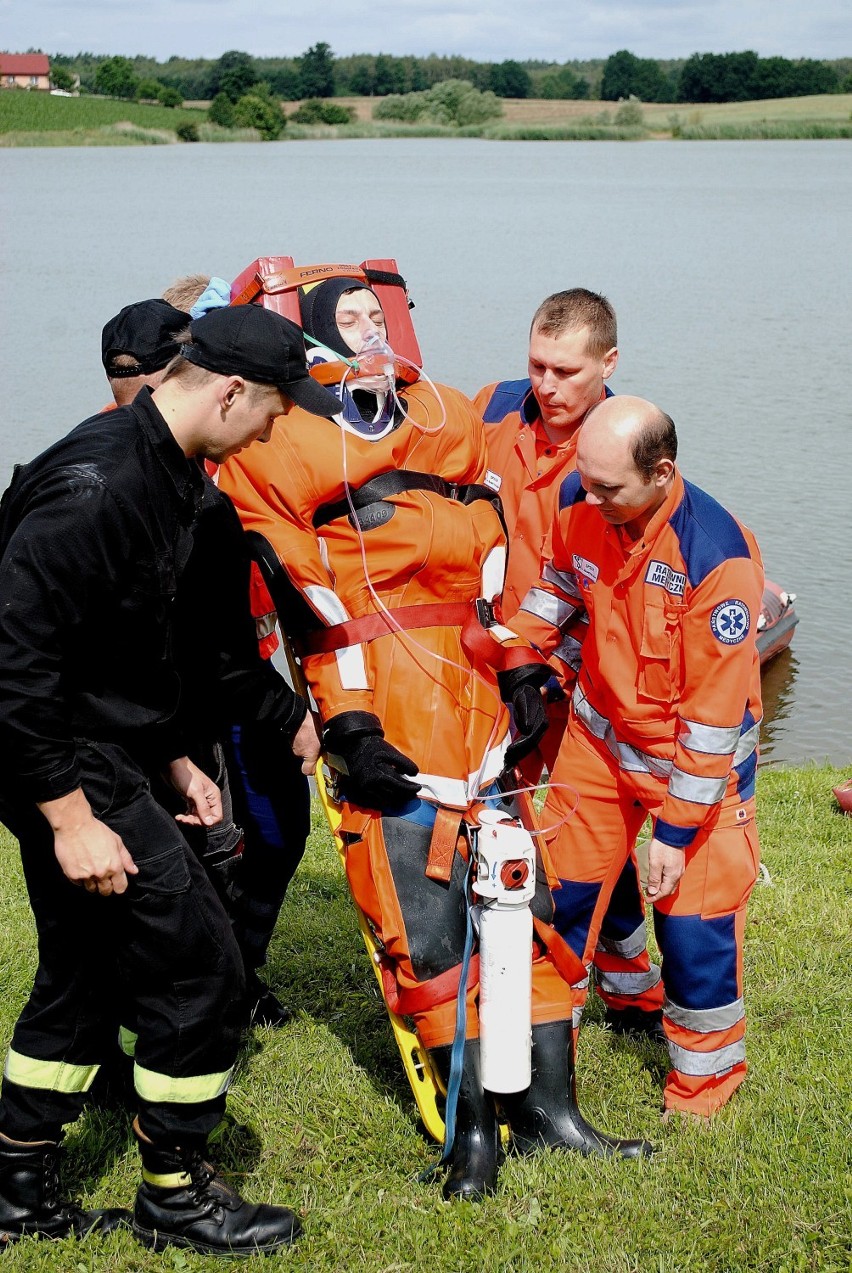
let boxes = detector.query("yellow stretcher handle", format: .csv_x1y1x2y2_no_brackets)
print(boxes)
314,764,446,1143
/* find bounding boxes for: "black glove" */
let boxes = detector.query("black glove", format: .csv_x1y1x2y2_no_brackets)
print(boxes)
497,664,551,770
323,711,419,808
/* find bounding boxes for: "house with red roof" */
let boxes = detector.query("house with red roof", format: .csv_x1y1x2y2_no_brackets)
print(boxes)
0,53,51,91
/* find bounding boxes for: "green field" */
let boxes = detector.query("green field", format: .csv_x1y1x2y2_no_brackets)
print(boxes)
0,90,206,146
0,763,850,1270
2,89,851,145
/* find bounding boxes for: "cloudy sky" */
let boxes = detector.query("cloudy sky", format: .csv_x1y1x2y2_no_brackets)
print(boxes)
2,0,848,63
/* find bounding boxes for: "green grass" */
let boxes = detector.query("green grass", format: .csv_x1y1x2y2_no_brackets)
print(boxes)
3,90,851,146
0,90,204,132
0,763,850,1269
0,90,210,146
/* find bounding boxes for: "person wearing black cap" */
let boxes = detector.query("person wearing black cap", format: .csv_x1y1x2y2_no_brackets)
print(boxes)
159,275,316,1029
0,306,338,1255
101,297,189,404
98,295,318,1033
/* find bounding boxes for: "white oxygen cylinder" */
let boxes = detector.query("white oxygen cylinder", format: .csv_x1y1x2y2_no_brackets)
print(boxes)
473,809,536,1094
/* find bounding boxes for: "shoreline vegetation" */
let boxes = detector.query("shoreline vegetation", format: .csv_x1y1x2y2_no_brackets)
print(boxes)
0,763,850,1269
1,90,851,145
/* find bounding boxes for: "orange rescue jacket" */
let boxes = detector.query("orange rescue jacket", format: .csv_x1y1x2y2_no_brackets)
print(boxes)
510,469,764,847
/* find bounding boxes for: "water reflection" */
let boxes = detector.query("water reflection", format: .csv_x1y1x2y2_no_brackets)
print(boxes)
759,647,799,765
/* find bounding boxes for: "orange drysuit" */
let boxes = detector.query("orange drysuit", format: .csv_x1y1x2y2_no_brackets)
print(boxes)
510,467,764,1114
475,379,663,1020
219,380,574,1049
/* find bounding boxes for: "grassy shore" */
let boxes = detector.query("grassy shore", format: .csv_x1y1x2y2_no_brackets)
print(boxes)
2,90,851,145
0,763,850,1270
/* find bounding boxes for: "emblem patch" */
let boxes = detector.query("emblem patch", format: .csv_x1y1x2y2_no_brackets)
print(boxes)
572,553,599,583
645,559,686,596
710,599,750,645
484,469,502,493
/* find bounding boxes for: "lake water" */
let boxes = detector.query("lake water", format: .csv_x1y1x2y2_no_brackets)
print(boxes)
0,139,849,766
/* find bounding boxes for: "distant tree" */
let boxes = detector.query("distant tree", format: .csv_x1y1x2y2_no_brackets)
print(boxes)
677,51,758,102
786,58,838,95
208,91,236,127
210,50,258,103
94,56,140,100
158,86,184,108
601,50,670,101
233,91,286,139
135,78,163,102
265,65,302,100
50,66,75,92
540,66,590,99
348,60,376,95
373,54,406,96
488,60,531,98
297,42,335,98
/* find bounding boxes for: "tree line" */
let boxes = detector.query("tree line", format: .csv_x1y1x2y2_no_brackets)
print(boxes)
48,45,852,104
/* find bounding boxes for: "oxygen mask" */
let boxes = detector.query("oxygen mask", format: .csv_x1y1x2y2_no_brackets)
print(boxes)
352,327,396,389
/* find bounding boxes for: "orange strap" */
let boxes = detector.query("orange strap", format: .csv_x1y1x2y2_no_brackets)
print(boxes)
425,807,463,884
305,601,472,655
532,916,587,986
381,956,480,1017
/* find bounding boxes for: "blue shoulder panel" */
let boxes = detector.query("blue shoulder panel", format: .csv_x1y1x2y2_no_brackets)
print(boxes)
480,378,533,424
668,481,751,589
558,469,587,511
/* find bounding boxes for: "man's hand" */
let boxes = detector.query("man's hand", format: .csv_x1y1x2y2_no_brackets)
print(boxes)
291,711,322,776
165,756,223,828
645,836,685,901
38,788,138,896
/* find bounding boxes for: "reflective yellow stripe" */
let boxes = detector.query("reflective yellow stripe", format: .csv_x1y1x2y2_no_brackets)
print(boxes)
133,1063,232,1104
118,1026,138,1058
142,1168,192,1188
4,1047,99,1094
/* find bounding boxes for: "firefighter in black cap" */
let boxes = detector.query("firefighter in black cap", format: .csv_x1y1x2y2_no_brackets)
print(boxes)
0,305,337,1256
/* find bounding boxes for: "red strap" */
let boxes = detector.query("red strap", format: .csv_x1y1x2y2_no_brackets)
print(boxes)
533,917,587,986
381,956,480,1017
459,606,548,675
305,601,472,655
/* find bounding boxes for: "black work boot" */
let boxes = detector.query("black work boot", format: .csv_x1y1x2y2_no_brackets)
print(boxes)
605,1006,667,1045
499,1021,654,1159
431,1040,502,1202
132,1127,301,1256
0,1132,129,1244
245,970,293,1029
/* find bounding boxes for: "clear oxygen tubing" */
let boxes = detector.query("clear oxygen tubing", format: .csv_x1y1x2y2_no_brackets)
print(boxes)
324,326,580,838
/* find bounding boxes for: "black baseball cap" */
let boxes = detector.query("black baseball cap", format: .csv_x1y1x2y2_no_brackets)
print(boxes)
102,298,188,377
181,305,341,419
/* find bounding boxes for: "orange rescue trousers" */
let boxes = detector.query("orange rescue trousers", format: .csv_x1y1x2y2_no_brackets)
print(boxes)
337,798,574,1050
544,719,760,1116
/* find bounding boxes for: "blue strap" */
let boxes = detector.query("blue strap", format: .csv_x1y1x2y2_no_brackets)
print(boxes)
418,848,476,1181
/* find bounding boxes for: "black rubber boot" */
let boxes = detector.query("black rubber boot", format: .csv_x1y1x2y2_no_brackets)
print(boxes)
132,1130,301,1256
605,1006,667,1045
431,1041,502,1202
245,970,293,1029
0,1132,130,1244
499,1021,654,1159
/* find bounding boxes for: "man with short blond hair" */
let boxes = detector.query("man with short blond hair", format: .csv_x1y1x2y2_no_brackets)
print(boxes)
474,290,665,1042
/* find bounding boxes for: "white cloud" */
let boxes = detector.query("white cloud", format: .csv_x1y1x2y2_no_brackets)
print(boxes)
1,0,847,62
